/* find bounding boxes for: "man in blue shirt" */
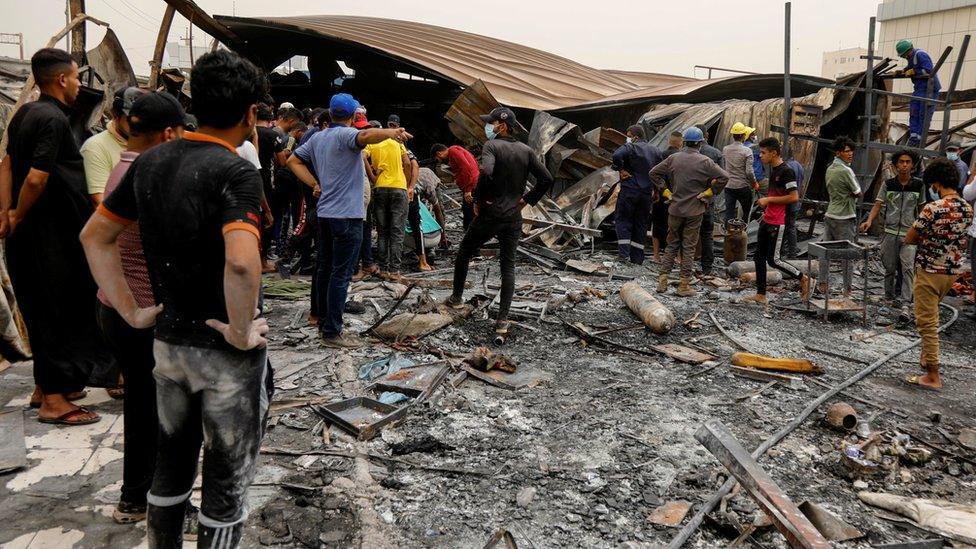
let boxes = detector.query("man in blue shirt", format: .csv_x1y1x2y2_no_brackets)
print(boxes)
611,125,662,264
287,93,411,348
896,39,941,147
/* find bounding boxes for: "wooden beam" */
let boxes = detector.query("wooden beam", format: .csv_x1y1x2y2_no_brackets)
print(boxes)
149,5,176,89
68,0,86,63
695,420,830,549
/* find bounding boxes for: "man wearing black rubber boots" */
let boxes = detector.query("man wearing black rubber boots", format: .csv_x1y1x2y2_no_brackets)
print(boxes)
445,107,554,338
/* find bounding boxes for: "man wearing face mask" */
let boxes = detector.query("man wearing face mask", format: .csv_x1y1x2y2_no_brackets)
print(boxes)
945,142,968,190
904,158,972,390
445,107,553,338
610,125,662,264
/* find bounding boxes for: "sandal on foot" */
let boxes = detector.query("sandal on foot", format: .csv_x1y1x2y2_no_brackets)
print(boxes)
38,407,101,426
904,375,941,392
107,386,125,400
30,390,87,409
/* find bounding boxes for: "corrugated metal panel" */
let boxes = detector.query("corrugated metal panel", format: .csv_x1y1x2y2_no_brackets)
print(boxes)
215,14,641,110
445,80,500,147
603,70,697,88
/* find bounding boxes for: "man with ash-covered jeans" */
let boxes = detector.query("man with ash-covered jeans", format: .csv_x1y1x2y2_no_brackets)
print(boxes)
82,50,273,548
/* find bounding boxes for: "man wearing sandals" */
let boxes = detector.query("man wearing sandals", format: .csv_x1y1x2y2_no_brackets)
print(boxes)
903,158,973,390
1,48,113,426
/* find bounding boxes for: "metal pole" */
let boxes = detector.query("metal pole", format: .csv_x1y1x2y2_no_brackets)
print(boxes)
939,35,970,152
17,33,23,60
920,45,954,143
783,2,792,159
857,16,876,221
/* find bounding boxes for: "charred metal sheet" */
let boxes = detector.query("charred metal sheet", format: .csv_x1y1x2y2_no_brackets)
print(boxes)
643,102,727,150
446,80,501,147
85,29,137,129
528,111,578,162
695,419,830,549
554,167,617,212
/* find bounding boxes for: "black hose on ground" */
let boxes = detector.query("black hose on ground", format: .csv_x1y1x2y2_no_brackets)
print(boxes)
667,303,960,549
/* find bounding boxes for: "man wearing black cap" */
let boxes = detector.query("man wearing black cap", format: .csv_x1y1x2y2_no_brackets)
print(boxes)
445,107,554,337
81,86,144,204
88,91,187,524
387,114,401,128
82,50,271,547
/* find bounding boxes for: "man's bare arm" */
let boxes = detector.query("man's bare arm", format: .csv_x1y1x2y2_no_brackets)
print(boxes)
355,127,412,148
903,226,921,245
11,168,50,229
860,201,883,232
80,212,162,328
286,155,319,191
0,155,11,237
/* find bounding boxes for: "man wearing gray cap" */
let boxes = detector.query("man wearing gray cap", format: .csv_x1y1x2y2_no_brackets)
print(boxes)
945,142,969,191
81,86,145,204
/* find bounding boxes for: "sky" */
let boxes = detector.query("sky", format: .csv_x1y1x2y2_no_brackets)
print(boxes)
3,0,882,79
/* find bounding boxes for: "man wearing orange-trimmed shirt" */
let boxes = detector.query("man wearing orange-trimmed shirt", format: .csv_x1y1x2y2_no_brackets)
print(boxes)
81,50,271,549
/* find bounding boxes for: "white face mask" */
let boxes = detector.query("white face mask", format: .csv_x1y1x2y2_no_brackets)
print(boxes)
947,152,959,161
626,137,633,144
929,187,941,201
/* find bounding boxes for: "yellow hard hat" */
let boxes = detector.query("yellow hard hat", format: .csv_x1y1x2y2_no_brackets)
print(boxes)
730,122,755,136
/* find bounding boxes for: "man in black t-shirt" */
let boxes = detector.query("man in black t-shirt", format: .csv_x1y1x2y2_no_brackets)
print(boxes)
744,138,805,305
256,104,286,269
82,50,270,548
2,48,112,426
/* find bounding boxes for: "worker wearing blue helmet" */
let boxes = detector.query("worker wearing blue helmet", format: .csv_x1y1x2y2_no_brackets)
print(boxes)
648,127,729,297
896,39,941,147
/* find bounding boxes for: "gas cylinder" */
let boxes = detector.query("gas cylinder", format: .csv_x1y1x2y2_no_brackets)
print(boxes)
724,219,747,264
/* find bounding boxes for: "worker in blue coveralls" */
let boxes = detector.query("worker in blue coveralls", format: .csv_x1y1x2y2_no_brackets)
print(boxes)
896,39,941,147
610,125,662,264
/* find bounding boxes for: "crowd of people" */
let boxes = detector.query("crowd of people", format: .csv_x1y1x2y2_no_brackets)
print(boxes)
0,39,973,548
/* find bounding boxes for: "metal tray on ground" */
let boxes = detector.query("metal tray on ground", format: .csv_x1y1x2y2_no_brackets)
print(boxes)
374,363,450,397
316,397,409,441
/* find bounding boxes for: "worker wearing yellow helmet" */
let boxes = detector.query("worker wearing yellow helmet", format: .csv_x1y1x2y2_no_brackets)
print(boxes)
722,123,759,225
895,39,941,147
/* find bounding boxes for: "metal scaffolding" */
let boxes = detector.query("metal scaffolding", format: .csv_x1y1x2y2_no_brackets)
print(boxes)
778,2,971,194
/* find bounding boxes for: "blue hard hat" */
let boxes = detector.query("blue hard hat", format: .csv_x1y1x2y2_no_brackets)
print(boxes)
329,93,360,119
682,127,704,143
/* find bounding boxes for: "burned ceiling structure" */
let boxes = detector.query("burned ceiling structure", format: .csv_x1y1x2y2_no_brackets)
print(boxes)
160,0,829,155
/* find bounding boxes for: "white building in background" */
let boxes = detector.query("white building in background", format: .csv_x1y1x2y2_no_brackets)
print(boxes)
822,47,869,80
163,43,211,72
877,0,976,128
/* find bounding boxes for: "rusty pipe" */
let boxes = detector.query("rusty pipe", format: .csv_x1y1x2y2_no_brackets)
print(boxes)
826,402,858,431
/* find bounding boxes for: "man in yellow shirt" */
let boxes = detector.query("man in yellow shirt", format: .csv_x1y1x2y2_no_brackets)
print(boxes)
364,115,411,279
80,87,144,204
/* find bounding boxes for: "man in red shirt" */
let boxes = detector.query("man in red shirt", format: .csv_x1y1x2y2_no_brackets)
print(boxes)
432,143,479,229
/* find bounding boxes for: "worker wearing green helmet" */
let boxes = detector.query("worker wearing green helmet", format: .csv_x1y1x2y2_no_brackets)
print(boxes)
895,39,941,147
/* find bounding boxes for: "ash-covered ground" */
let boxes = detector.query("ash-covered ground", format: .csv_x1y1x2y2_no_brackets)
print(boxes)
1,224,974,549
242,233,976,548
